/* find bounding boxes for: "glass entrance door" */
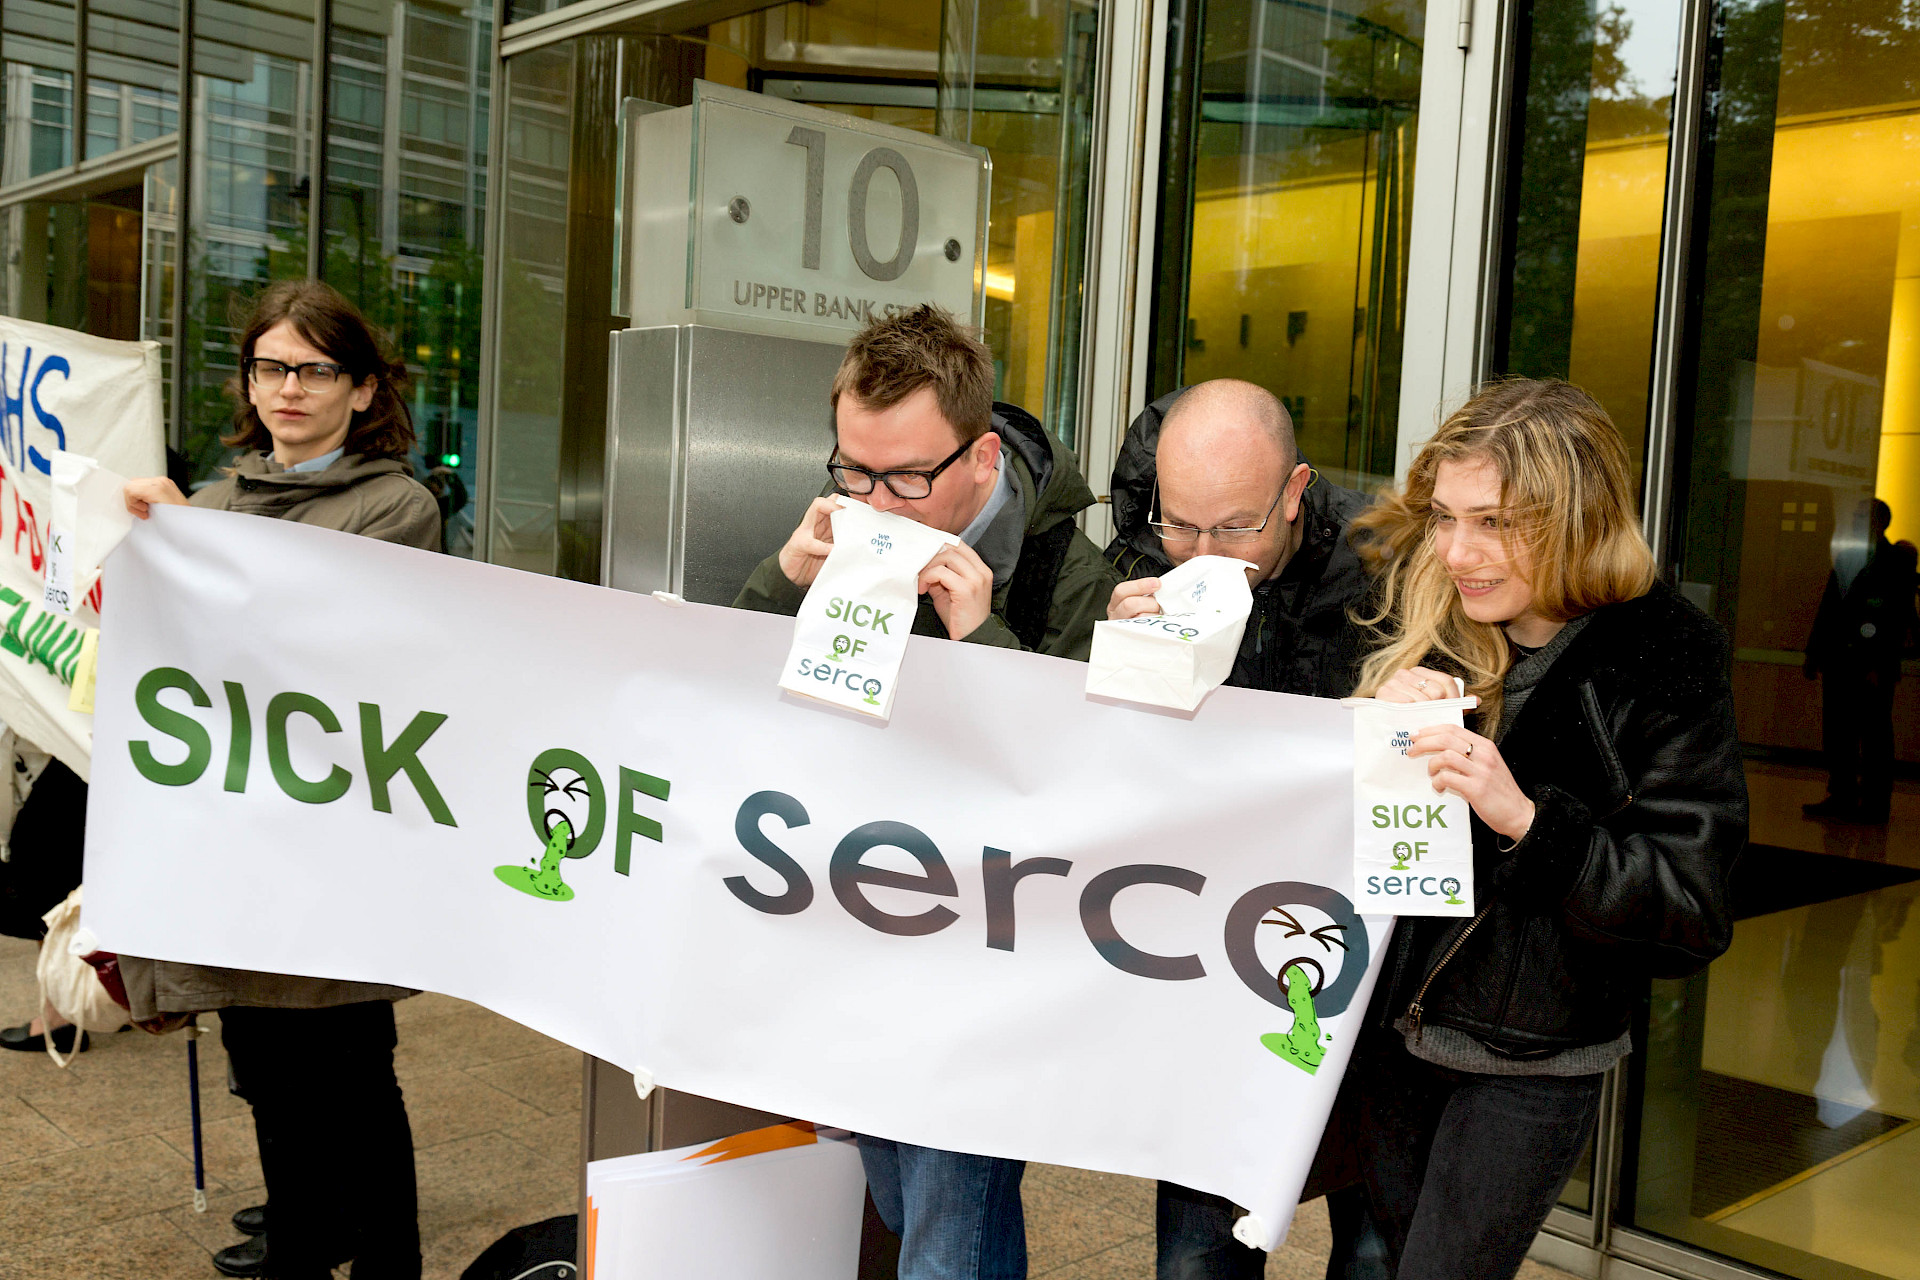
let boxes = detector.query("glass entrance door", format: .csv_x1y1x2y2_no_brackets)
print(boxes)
1622,0,1920,1276
484,0,1102,579
1145,0,1427,491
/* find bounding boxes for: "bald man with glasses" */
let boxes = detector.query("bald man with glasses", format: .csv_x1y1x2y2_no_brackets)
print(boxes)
1105,379,1385,1280
1108,379,1374,699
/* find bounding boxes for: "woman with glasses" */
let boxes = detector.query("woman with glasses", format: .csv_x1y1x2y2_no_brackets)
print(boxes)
120,279,434,1280
1345,379,1746,1280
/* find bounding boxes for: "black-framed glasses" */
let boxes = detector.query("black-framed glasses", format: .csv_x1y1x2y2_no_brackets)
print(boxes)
244,357,350,393
1149,471,1313,545
827,437,975,500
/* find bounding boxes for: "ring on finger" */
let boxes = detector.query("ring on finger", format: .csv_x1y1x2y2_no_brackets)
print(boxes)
1416,678,1432,692
1464,741,1473,758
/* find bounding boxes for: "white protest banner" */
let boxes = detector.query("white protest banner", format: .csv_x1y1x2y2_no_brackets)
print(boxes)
83,508,1389,1250
0,317,165,774
586,1122,865,1280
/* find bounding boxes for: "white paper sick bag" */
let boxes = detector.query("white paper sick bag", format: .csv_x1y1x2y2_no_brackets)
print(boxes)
1343,694,1478,916
1085,555,1258,711
778,497,958,720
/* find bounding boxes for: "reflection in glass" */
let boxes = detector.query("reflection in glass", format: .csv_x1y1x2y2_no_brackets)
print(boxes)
323,2,490,555
1493,0,1680,478
0,171,173,360
178,0,315,481
0,198,90,326
86,0,181,160
487,41,571,576
1629,0,1920,1276
1148,0,1426,491
2,0,79,179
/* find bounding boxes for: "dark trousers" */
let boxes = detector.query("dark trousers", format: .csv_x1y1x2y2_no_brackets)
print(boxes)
1354,1037,1601,1280
1155,1182,1388,1280
221,1002,421,1280
1821,668,1898,815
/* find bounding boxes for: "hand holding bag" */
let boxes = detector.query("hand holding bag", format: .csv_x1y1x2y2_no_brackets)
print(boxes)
777,498,959,721
1342,693,1478,917
1085,555,1258,711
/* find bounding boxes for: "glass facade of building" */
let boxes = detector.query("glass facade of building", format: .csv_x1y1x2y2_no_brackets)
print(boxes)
2,0,1917,1276
483,0,1102,578
1,0,487,553
1148,0,1427,492
1482,0,1920,1275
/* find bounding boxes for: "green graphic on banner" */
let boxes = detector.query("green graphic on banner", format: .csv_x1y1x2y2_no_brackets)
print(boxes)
496,818,577,901
1261,963,1327,1075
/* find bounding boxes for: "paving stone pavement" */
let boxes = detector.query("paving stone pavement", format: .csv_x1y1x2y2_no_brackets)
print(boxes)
1,935,1577,1279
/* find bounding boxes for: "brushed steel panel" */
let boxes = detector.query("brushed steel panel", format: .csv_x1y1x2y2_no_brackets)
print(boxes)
678,326,847,605
602,326,687,595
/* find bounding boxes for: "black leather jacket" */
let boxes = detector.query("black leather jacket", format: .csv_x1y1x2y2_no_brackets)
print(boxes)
1375,581,1749,1057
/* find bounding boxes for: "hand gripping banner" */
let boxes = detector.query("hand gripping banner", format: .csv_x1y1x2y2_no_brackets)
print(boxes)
82,509,1390,1250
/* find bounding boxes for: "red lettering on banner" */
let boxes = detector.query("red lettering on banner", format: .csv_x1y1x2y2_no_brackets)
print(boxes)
12,489,41,573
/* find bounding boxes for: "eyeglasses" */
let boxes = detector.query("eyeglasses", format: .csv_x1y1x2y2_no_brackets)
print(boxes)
1149,478,1296,545
244,357,350,393
828,437,975,500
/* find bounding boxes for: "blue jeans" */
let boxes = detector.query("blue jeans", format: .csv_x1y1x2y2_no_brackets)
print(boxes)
858,1137,1027,1280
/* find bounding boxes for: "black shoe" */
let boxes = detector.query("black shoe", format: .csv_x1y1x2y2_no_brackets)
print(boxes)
0,1022,88,1054
212,1234,268,1278
232,1205,267,1237
1802,798,1858,821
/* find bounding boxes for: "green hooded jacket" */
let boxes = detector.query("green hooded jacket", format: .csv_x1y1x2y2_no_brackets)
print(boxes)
734,403,1119,661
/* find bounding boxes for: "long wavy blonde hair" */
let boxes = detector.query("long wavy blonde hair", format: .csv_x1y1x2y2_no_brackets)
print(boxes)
1352,378,1657,724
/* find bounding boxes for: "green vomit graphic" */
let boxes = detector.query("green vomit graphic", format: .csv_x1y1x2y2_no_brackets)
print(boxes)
1261,963,1326,1075
495,818,576,902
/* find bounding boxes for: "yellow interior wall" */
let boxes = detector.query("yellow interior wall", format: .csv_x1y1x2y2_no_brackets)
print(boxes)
1182,167,1370,464
1876,223,1920,545
1571,110,1920,549
1177,109,1918,521
1008,208,1055,415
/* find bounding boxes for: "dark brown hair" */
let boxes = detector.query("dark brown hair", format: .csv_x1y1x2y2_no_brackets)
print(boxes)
223,279,415,459
831,304,995,444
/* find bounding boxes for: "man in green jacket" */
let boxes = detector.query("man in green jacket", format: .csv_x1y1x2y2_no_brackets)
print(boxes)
736,303,1116,662
733,304,1116,1280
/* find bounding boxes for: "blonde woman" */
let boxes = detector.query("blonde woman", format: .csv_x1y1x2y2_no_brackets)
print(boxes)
1347,379,1746,1280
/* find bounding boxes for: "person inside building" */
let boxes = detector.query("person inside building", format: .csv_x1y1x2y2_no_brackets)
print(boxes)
734,303,1119,1279
119,279,441,1280
1802,497,1919,824
1346,377,1747,1280
1102,379,1385,1280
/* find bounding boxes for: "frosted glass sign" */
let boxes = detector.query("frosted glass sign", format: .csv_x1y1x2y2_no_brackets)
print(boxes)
625,82,989,344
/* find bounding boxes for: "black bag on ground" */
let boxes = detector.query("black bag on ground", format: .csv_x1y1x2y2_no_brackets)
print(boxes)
460,1214,577,1280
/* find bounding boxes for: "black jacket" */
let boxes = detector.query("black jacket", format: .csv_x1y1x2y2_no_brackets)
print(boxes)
1376,581,1749,1056
1104,388,1374,698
